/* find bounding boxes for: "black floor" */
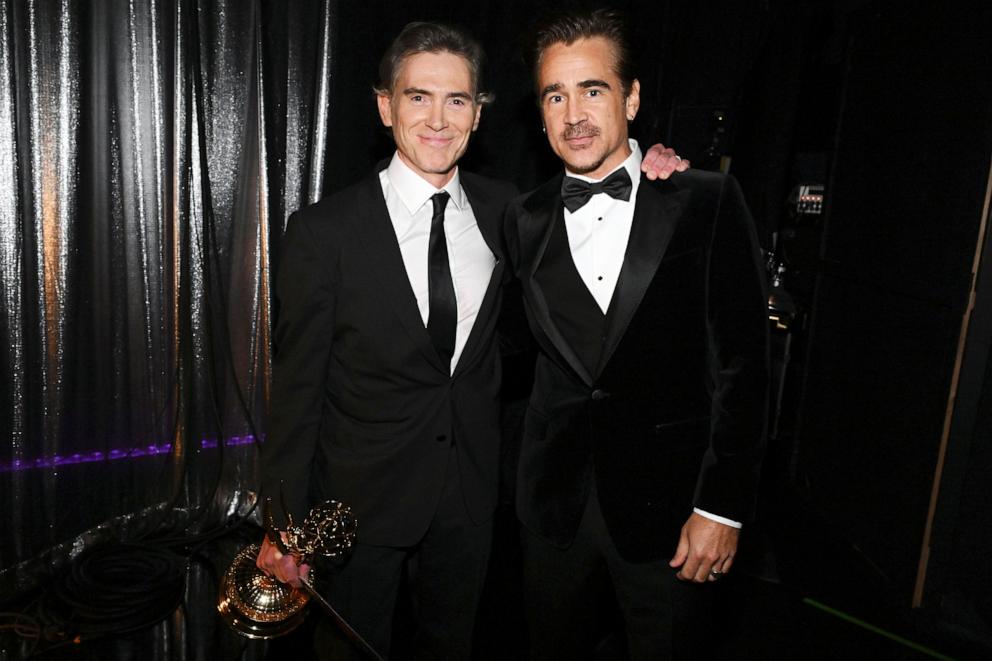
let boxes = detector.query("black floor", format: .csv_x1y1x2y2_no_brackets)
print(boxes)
4,495,985,661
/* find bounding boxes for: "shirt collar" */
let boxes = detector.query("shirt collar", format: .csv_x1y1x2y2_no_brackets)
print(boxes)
564,138,642,196
385,151,468,215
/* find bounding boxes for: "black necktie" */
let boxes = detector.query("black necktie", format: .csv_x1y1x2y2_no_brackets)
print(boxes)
560,167,633,213
427,191,456,371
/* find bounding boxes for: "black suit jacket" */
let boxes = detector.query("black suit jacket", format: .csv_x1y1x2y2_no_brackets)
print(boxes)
261,165,517,547
505,169,769,562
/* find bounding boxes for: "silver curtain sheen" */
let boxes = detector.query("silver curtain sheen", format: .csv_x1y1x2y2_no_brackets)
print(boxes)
0,0,333,581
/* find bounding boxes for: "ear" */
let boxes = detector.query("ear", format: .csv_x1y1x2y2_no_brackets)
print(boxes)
472,103,482,132
625,79,641,121
377,93,393,127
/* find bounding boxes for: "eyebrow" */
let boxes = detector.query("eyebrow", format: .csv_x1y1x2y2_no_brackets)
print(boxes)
539,79,612,100
539,82,562,100
402,87,473,101
579,79,611,90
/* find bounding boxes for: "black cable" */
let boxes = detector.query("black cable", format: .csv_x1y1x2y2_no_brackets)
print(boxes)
38,542,185,641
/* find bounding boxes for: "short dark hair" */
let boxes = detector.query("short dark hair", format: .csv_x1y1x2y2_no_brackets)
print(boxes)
374,21,492,104
528,8,638,96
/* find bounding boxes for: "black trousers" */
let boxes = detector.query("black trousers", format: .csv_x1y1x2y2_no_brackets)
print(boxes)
521,488,716,661
313,447,494,661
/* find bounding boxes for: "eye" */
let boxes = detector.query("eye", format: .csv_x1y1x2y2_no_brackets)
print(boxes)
548,94,563,104
449,98,465,106
586,89,602,98
410,94,425,104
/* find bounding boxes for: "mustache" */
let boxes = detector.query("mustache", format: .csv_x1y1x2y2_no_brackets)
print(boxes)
562,122,600,139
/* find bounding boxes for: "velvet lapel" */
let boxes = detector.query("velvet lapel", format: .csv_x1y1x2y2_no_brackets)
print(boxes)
522,174,596,387
349,168,446,373
452,175,506,377
596,177,686,375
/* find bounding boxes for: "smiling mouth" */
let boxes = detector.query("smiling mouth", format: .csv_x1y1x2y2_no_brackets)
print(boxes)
419,135,453,147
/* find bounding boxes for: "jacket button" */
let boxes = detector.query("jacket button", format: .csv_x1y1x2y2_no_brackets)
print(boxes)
591,389,610,401
435,434,447,442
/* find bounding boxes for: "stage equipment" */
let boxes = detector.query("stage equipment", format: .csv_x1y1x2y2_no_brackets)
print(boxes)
217,499,362,642
789,183,824,219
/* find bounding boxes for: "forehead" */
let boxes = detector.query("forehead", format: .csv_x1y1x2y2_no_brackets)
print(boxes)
393,50,474,91
538,36,619,86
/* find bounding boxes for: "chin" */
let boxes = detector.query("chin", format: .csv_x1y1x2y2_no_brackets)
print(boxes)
428,160,457,175
564,158,604,175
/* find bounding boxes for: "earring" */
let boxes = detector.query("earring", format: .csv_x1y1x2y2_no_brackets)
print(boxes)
542,126,546,133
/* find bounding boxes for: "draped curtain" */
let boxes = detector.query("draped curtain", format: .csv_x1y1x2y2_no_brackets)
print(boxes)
0,0,333,576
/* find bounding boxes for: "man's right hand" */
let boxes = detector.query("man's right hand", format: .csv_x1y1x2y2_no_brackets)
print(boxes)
256,534,309,588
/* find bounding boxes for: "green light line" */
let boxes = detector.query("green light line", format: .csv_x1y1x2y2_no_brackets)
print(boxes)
802,598,955,660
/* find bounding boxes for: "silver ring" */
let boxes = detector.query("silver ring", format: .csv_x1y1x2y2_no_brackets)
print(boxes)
675,155,683,162
709,569,723,577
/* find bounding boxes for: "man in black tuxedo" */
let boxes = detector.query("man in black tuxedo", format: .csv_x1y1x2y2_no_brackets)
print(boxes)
255,20,686,660
504,9,769,659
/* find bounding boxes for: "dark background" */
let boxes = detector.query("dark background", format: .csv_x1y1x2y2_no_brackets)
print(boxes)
281,0,992,654
307,0,992,655
2,0,991,657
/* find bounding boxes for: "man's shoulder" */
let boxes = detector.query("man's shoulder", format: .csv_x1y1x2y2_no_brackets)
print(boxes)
511,173,563,214
289,173,382,229
460,170,518,204
639,170,746,223
643,168,733,198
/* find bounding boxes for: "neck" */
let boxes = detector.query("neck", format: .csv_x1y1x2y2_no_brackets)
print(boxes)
397,151,456,189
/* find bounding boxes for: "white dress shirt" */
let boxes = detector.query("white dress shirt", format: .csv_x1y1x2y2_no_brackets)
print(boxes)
563,140,642,314
380,153,495,374
563,140,742,529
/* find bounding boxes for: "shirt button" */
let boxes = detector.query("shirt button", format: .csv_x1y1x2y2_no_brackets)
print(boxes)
598,217,603,221
597,276,603,281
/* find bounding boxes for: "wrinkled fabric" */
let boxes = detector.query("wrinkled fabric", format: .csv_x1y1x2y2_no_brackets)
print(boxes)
0,0,334,588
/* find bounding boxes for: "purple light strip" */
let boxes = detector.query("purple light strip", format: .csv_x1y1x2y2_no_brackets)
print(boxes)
0,436,262,473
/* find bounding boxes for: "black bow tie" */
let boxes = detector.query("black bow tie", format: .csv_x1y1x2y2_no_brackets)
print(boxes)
561,168,633,213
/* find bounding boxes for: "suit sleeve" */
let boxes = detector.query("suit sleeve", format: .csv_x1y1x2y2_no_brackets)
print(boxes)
259,211,336,528
693,174,770,523
498,198,537,358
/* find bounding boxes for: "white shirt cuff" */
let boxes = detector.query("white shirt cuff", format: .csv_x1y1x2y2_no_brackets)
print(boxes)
693,507,742,529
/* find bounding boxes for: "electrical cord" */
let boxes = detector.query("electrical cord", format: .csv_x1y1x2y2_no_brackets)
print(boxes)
0,611,43,657
38,541,185,641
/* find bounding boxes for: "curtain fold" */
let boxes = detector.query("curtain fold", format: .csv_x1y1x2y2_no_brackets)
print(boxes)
0,0,333,578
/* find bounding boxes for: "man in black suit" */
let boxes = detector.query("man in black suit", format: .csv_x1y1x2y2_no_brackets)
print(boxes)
505,9,769,659
255,20,686,660
256,23,514,660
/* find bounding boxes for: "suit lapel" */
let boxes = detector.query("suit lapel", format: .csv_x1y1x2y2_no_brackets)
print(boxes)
453,175,505,377
597,177,687,374
522,175,596,387
350,169,446,372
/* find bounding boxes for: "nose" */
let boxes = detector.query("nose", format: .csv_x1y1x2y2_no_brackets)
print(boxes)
564,96,585,126
426,101,448,131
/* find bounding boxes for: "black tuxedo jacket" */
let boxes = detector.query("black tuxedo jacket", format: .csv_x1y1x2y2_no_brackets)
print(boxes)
260,165,517,547
504,169,769,562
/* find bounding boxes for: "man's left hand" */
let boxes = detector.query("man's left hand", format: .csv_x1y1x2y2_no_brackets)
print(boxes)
641,143,690,180
669,512,739,583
